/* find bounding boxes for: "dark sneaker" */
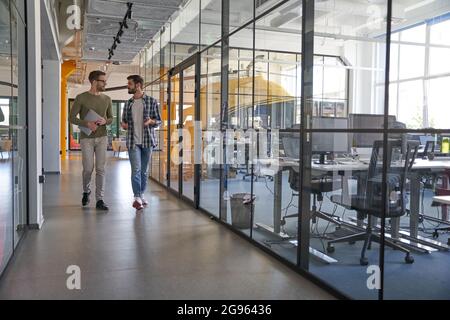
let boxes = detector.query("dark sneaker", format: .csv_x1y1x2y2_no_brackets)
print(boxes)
96,200,109,211
82,192,91,206
132,200,144,211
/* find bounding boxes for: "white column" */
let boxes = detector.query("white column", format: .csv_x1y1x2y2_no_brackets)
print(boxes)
27,0,44,228
42,60,61,173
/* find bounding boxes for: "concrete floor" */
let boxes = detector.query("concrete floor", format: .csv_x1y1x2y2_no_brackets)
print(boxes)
0,153,334,300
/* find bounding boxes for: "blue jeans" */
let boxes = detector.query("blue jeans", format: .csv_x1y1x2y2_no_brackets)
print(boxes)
129,145,152,198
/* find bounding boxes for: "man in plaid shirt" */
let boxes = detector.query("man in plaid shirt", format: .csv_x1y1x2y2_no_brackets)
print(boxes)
121,75,161,211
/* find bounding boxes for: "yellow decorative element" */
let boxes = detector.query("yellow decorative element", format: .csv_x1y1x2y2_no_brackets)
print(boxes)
61,60,77,159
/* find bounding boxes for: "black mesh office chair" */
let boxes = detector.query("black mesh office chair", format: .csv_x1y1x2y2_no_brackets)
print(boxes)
280,132,342,226
327,139,419,266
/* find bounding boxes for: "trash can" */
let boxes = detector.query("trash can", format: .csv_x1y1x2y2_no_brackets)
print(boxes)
230,193,255,229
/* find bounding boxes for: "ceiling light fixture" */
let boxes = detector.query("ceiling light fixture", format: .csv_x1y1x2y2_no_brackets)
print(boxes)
107,2,133,61
127,2,133,19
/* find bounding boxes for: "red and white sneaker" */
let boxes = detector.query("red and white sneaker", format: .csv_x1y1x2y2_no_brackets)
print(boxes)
132,200,144,211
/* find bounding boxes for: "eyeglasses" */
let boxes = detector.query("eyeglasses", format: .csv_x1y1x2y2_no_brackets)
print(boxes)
96,79,107,84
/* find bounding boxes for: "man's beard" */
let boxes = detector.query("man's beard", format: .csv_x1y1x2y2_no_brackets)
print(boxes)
97,85,106,92
128,88,136,94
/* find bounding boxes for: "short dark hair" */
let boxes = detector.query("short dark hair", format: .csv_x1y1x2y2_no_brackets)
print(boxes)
127,75,144,88
89,70,106,83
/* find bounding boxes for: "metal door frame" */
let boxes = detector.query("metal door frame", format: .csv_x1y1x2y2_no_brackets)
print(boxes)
167,53,200,207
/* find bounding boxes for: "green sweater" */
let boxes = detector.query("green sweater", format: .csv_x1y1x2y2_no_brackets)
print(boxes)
69,92,113,139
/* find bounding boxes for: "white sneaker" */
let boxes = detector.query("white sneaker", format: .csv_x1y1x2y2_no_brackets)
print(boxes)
135,197,142,204
141,197,149,206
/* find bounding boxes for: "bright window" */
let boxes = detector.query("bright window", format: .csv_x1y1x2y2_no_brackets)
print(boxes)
387,15,450,129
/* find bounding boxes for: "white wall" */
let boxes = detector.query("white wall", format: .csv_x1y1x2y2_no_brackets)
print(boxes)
27,0,44,228
43,60,61,173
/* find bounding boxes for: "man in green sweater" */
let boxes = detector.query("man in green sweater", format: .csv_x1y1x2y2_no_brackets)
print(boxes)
69,70,113,210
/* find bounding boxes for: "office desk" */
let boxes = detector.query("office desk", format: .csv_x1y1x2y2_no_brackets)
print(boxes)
259,157,450,257
311,159,450,251
433,196,450,205
256,158,341,263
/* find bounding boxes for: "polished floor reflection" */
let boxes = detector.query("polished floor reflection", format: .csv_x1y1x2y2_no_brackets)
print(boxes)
0,153,333,299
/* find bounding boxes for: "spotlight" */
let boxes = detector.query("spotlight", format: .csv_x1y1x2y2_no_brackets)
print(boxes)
106,2,133,60
127,2,133,18
120,20,128,29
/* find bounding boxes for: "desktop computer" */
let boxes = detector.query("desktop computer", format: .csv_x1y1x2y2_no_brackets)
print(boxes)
420,135,436,146
311,117,349,164
348,114,396,148
279,118,349,164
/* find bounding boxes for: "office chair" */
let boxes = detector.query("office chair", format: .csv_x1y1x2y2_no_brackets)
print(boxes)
241,131,275,182
422,140,435,160
280,133,342,227
283,165,343,226
327,139,419,266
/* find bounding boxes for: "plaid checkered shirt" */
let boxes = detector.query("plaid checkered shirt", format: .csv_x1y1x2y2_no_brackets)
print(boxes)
121,94,162,150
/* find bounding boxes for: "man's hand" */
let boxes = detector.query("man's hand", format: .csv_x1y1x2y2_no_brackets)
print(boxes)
96,118,107,126
121,122,128,130
87,121,98,132
144,118,157,127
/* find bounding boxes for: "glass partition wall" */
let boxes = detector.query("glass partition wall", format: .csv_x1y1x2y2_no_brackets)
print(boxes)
143,0,450,300
383,0,450,300
0,0,27,277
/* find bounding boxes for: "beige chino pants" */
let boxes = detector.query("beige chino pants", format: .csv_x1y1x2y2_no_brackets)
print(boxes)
80,136,108,201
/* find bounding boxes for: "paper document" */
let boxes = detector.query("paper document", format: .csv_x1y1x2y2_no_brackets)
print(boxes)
79,109,103,136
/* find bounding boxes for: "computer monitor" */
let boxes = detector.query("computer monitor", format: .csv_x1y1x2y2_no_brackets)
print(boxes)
349,114,396,148
312,117,349,164
420,135,435,146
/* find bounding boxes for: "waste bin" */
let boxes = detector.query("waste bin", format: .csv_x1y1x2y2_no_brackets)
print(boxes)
230,193,255,229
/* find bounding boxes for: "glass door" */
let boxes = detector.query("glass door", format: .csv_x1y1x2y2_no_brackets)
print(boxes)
0,0,13,274
168,55,199,203
181,64,196,202
169,73,180,193
0,0,27,276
